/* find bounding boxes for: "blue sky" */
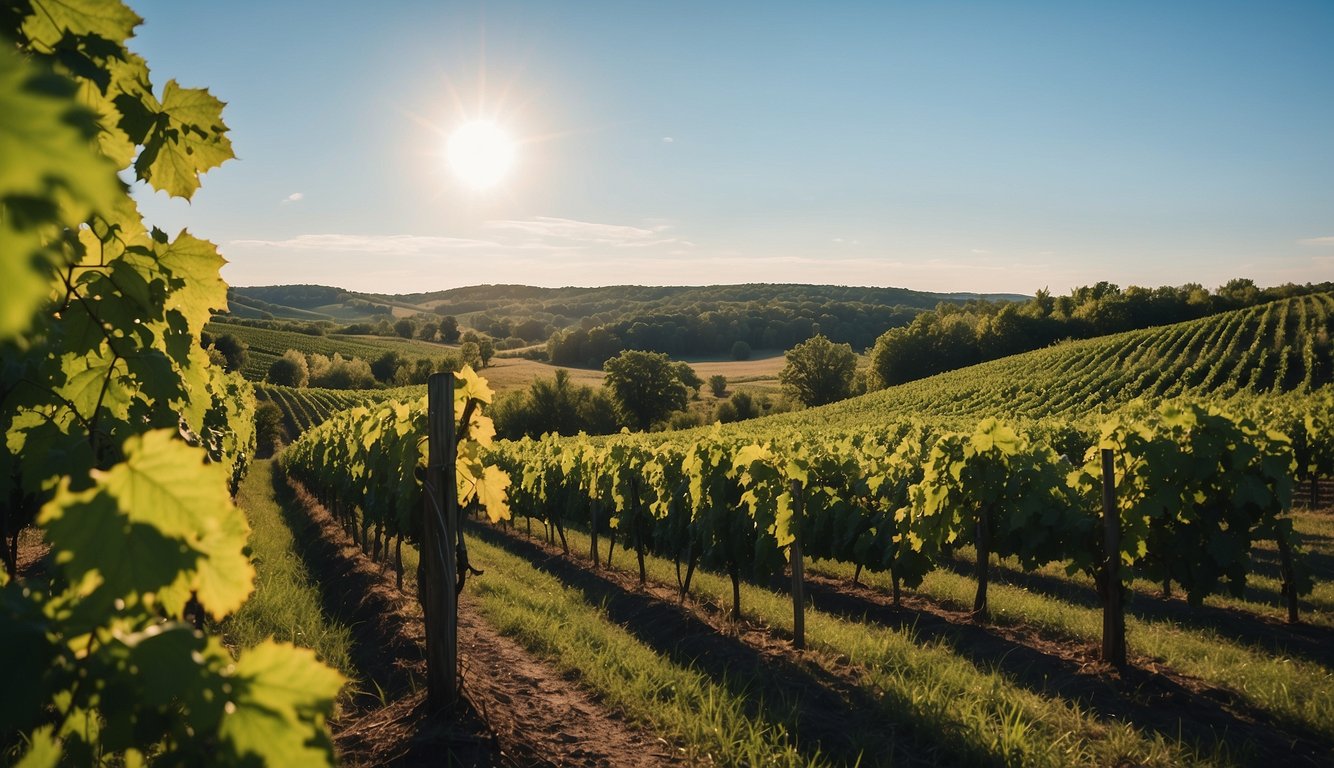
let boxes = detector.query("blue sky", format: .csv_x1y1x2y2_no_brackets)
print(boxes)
131,1,1334,295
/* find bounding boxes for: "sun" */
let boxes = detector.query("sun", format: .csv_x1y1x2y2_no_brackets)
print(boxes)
446,120,516,189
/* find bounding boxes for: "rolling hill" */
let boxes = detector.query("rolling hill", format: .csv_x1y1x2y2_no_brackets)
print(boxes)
776,290,1333,429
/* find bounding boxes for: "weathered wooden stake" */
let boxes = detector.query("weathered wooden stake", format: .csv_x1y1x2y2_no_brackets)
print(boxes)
420,372,459,712
1101,448,1126,666
789,480,806,650
1277,532,1301,624
972,506,991,618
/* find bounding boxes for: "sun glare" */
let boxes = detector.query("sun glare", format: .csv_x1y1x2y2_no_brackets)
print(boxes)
446,120,516,189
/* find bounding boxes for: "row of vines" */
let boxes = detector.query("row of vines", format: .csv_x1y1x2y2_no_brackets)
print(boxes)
279,368,511,589
808,291,1333,427
491,393,1332,640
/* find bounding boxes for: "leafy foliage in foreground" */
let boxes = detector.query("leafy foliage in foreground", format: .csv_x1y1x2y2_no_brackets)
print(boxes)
1,2,341,764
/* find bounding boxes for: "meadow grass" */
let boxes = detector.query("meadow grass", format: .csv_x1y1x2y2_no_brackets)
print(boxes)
488,521,1224,767
808,511,1334,743
223,459,356,679
463,535,831,767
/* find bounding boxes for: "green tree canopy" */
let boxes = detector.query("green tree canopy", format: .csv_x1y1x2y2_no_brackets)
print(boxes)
267,351,309,387
779,334,857,407
602,350,688,430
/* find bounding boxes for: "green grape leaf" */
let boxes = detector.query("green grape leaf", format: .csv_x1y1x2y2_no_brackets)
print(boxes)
93,430,254,618
39,478,196,619
134,81,233,199
456,365,494,405
221,641,344,767
155,230,227,336
21,0,142,50
61,353,132,426
0,47,120,341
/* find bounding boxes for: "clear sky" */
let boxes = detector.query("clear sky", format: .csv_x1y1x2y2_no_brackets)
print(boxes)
130,0,1334,296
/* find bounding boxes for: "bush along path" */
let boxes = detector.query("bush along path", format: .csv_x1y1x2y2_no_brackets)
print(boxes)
275,465,685,767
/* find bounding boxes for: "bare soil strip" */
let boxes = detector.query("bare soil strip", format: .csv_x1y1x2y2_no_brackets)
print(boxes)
475,520,1332,767
279,473,681,767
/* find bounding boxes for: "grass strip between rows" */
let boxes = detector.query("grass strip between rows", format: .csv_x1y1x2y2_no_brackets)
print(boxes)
224,459,357,680
463,535,830,767
488,522,1213,768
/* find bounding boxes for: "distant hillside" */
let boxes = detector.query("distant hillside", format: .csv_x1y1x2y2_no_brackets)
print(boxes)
225,282,1029,364
396,283,1027,320
226,284,398,323
768,291,1334,428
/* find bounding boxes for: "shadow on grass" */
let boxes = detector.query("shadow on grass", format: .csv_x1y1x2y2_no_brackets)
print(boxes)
933,555,1334,669
271,470,506,768
795,573,1332,768
269,466,423,701
470,521,1011,768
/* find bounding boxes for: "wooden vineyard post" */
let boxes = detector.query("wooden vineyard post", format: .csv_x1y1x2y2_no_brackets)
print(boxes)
1100,448,1126,667
1276,530,1301,624
421,372,459,712
788,480,806,650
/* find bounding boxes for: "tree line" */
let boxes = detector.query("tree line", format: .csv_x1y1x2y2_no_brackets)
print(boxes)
869,279,1333,387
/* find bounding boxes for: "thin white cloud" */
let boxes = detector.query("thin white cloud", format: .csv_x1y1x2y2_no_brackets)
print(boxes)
281,192,304,204
483,216,681,248
970,248,991,255
230,233,509,255
662,136,674,143
1299,236,1334,246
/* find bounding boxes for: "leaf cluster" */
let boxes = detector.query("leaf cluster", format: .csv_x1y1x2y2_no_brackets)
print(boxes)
2,2,341,764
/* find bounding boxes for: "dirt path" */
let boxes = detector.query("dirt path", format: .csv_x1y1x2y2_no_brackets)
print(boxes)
279,473,681,767
474,521,1333,767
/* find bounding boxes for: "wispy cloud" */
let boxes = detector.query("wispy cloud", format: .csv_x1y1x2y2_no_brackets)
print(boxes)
483,216,684,248
662,136,674,143
230,233,507,255
281,192,304,204
1299,236,1334,246
227,216,687,259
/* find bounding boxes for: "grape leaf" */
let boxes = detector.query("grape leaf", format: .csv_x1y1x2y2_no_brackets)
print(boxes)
14,726,61,768
39,478,197,619
0,47,119,341
221,641,344,767
155,230,227,336
92,430,254,618
21,0,142,50
134,81,233,199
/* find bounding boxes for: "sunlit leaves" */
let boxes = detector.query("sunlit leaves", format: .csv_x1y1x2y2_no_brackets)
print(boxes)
21,0,143,51
154,229,227,336
39,430,255,619
4,3,337,763
0,46,118,341
284,365,515,537
1080,400,1299,604
221,642,345,766
133,81,233,199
